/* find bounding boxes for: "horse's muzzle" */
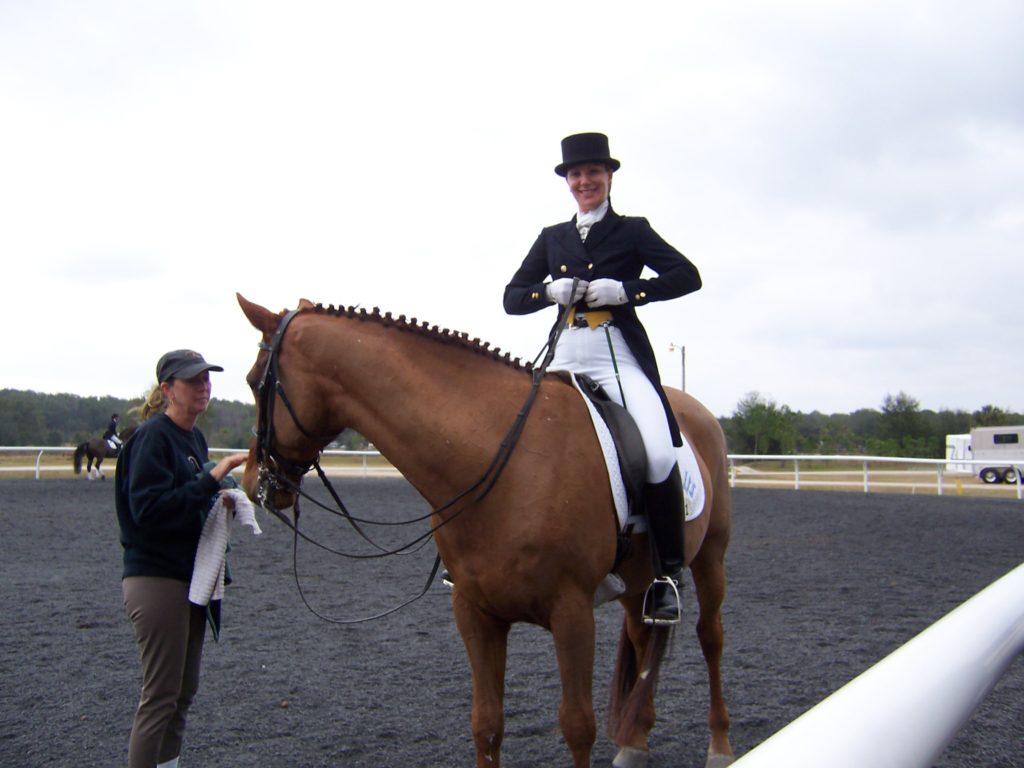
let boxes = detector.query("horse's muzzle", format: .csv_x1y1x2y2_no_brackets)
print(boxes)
255,465,297,516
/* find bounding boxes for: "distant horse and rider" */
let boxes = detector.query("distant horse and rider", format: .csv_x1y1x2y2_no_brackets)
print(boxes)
73,414,135,479
236,295,733,768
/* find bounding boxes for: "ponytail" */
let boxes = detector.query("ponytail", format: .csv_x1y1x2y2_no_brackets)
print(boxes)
131,384,168,422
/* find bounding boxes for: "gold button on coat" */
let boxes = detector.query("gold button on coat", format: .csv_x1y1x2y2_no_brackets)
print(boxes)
560,265,567,273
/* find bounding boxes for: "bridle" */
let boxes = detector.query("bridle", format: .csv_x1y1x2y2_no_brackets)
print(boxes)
250,287,578,623
252,307,315,521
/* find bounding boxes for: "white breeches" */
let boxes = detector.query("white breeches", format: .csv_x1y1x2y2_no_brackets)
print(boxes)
550,325,676,483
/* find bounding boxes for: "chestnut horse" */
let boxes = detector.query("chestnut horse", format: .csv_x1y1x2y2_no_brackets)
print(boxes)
237,294,733,768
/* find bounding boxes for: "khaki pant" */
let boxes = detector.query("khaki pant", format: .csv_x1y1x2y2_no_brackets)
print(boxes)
123,577,206,768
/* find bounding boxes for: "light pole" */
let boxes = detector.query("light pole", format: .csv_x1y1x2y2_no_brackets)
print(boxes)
669,343,685,392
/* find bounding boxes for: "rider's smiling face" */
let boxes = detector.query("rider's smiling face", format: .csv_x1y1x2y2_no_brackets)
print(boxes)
566,163,613,213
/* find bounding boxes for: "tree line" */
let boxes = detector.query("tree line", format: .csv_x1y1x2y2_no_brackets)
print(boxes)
2,388,1021,459
0,389,257,450
720,391,1024,458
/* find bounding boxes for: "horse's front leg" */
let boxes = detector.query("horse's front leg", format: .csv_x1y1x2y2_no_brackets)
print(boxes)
453,593,510,767
550,591,598,768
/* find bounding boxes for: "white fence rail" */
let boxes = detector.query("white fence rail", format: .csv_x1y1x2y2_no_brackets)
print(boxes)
731,561,1024,768
3,448,1023,499
0,447,390,479
728,454,1023,500
0,447,78,479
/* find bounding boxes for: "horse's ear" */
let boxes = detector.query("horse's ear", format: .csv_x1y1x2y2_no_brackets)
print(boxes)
237,293,283,336
297,298,315,310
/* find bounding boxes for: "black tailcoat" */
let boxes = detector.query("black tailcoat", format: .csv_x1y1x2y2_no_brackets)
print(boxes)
503,205,701,446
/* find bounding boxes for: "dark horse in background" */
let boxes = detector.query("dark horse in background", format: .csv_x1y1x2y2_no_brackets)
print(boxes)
73,425,136,480
238,295,734,768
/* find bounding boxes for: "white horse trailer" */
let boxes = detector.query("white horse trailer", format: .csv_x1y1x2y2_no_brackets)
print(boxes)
970,425,1024,484
944,434,971,474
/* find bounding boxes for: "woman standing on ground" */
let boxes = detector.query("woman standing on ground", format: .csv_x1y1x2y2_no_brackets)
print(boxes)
115,349,248,768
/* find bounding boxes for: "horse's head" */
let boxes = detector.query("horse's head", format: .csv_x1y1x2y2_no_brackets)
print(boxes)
237,293,337,514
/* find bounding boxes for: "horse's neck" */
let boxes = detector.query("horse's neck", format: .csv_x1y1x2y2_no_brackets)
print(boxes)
306,316,529,501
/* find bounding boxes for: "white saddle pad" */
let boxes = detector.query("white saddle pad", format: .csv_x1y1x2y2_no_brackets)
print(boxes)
568,373,705,531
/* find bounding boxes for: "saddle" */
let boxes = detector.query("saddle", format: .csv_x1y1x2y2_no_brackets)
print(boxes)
569,373,647,503
553,370,649,559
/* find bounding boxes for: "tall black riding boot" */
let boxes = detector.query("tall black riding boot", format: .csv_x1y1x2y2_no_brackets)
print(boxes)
642,466,686,625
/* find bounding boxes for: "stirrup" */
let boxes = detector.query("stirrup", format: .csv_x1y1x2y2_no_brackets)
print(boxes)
441,569,454,588
642,576,681,626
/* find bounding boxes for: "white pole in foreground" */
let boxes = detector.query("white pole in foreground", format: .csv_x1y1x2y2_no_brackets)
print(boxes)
732,562,1024,768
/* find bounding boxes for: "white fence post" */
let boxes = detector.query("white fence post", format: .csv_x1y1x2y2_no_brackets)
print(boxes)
731,562,1024,768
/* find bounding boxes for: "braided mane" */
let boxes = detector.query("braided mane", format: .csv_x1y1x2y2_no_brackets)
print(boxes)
307,302,535,372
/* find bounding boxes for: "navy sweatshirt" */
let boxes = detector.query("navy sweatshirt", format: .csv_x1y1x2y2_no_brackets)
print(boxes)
115,414,221,582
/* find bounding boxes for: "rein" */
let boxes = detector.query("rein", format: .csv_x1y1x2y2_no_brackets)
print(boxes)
254,283,579,624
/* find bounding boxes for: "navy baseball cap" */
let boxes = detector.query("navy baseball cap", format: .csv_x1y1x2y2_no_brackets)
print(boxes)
156,349,224,383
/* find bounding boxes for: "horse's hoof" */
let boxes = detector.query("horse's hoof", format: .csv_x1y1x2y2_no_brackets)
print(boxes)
705,751,736,768
612,746,649,768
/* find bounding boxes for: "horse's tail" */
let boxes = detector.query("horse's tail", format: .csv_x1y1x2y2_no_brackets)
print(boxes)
607,619,673,746
73,444,86,474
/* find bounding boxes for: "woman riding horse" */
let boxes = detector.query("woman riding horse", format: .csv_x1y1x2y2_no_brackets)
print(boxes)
104,413,123,453
237,293,733,768
504,132,702,624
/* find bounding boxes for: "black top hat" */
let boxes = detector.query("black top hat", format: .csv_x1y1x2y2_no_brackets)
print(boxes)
554,132,621,176
156,349,224,383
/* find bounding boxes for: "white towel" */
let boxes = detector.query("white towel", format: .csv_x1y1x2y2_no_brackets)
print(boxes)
189,488,262,606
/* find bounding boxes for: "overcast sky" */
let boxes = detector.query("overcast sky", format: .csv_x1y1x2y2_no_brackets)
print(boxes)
2,1,1021,418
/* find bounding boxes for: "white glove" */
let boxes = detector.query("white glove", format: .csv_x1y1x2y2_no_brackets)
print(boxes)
546,278,589,305
585,278,627,307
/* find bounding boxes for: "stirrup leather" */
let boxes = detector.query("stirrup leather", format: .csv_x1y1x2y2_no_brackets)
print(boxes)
642,576,681,626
